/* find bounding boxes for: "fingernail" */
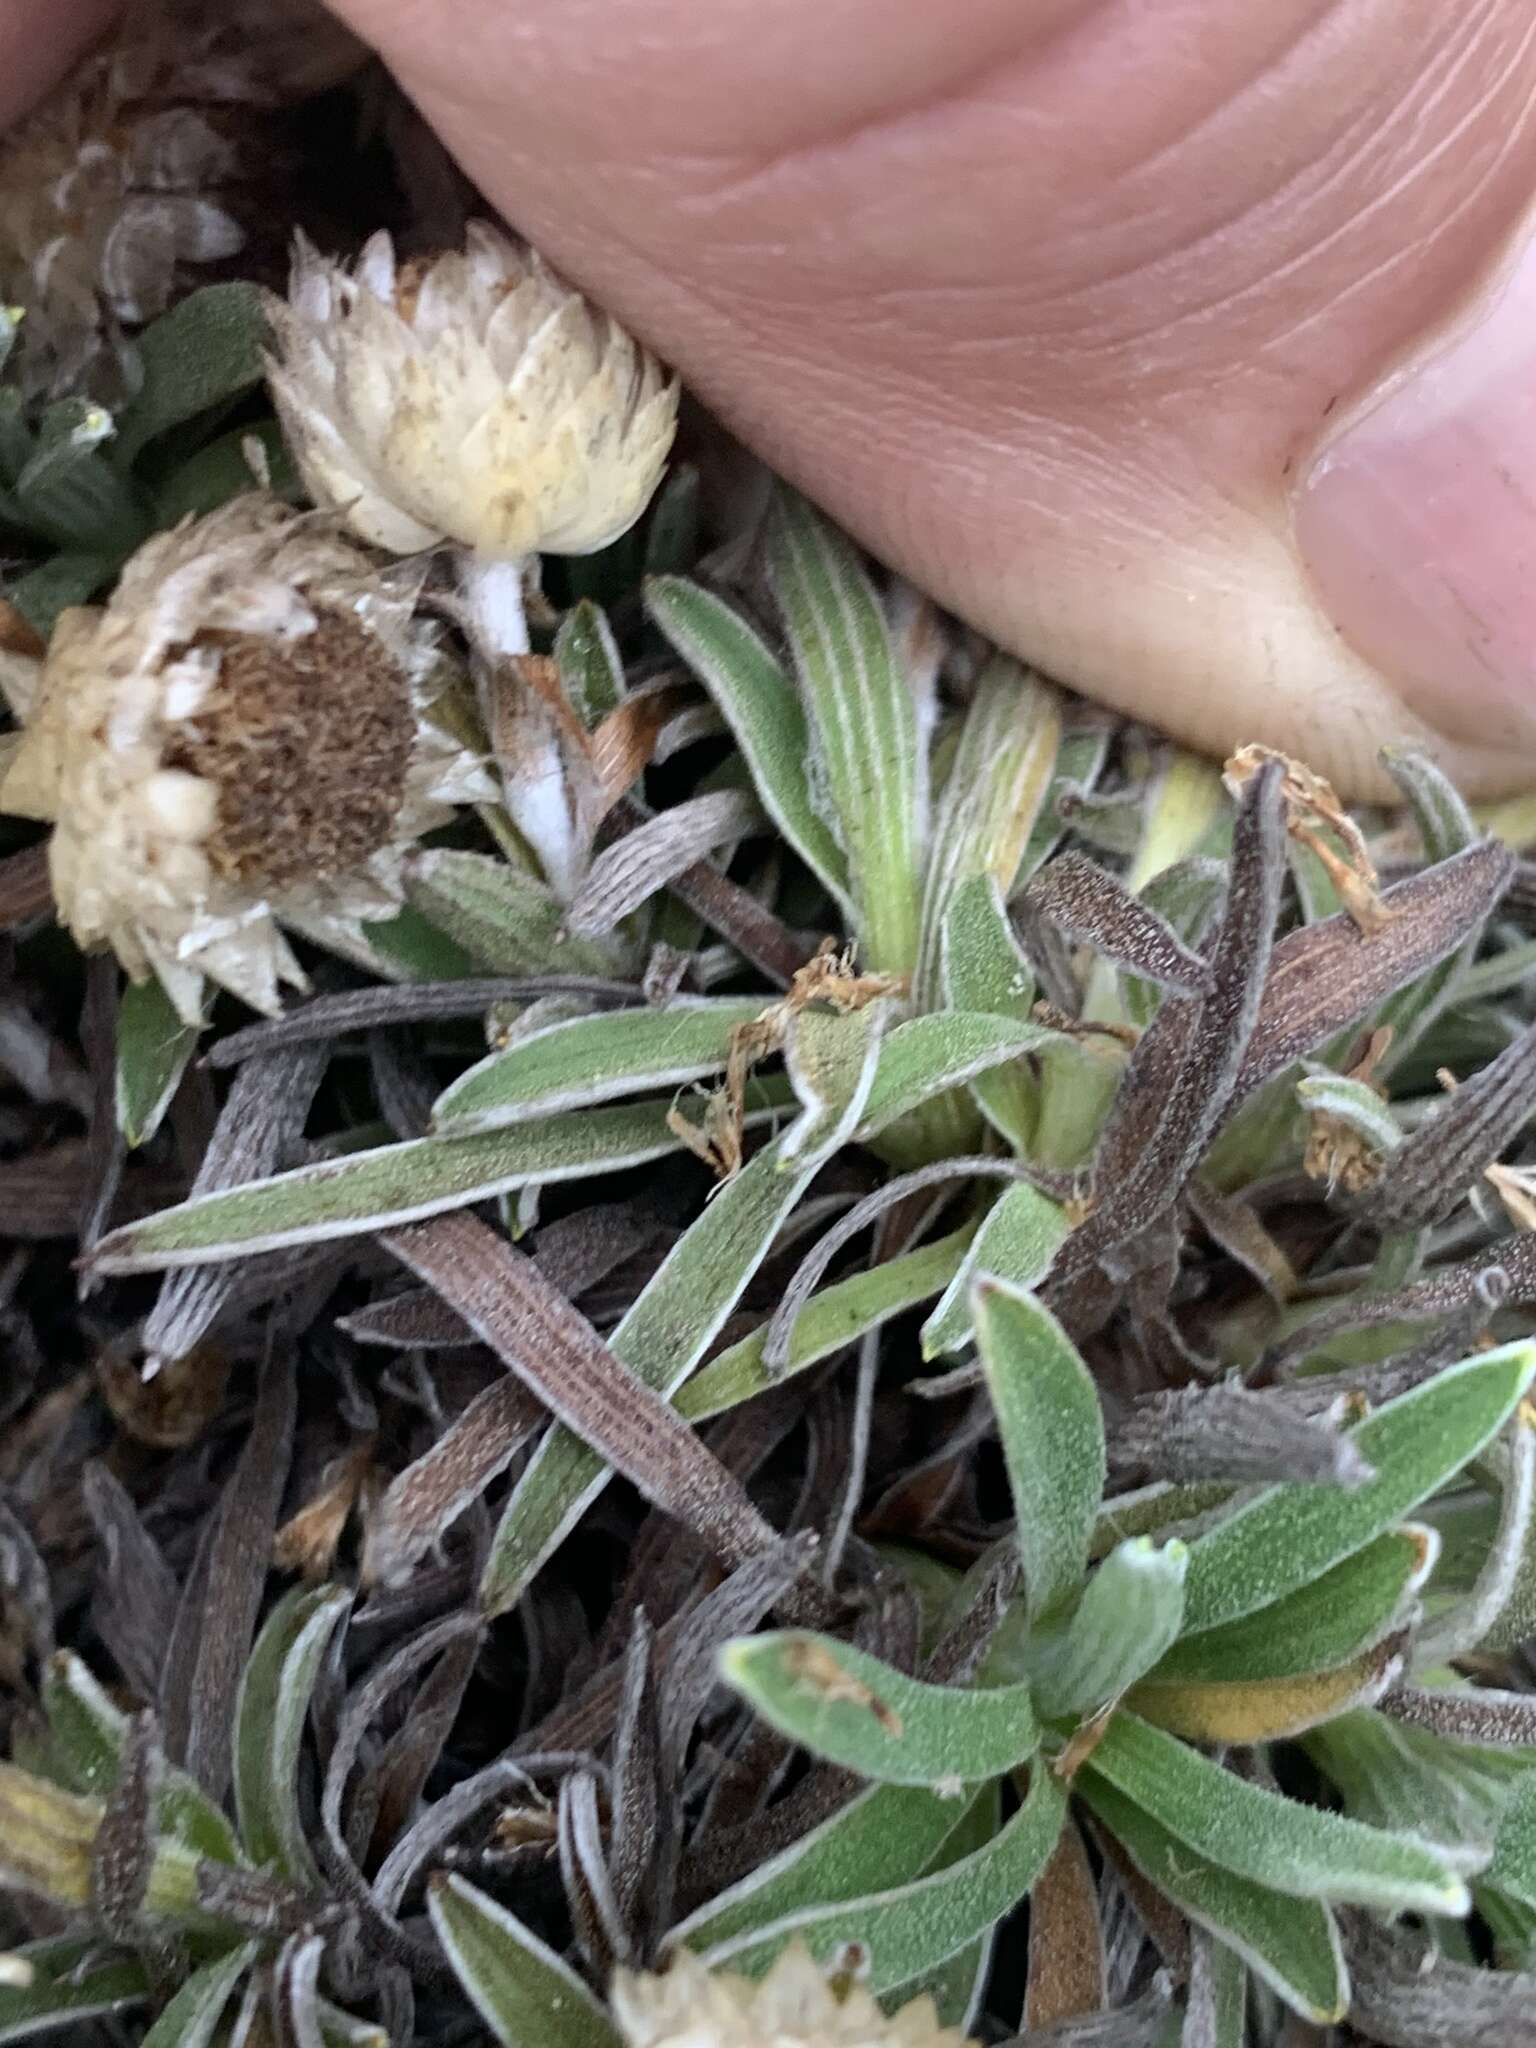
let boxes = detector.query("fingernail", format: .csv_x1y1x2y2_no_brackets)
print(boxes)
1296,229,1536,747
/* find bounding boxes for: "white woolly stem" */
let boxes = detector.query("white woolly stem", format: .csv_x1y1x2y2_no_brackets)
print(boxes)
459,550,531,658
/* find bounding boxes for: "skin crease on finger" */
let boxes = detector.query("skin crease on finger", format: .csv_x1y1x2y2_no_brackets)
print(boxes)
317,0,1536,800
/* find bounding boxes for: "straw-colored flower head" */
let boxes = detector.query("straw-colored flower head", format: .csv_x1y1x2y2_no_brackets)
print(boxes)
265,223,680,559
0,0,363,402
610,1945,973,2048
0,494,491,1021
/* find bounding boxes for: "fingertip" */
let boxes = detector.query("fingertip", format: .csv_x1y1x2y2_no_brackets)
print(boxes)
0,0,119,129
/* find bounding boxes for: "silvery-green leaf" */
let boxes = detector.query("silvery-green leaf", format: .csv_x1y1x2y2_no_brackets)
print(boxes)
114,283,267,463
1084,1712,1470,1916
89,1096,770,1271
406,851,619,977
671,1782,977,1956
647,574,851,912
479,1131,821,1614
1294,1072,1402,1159
1081,1776,1346,2024
232,1584,351,1886
940,873,1042,1149
644,463,701,576
921,1183,1069,1358
0,1945,147,2043
855,1012,1059,1138
433,1000,763,1133
721,1630,1036,1787
1031,1536,1187,1719
138,1946,257,2048
429,1874,619,2048
780,998,890,1170
767,489,923,975
41,1653,239,1867
1180,1343,1536,1636
678,1226,973,1422
695,1762,1066,1991
883,1783,1001,2030
115,975,199,1148
555,600,625,728
975,1278,1105,1625
1489,1777,1536,1909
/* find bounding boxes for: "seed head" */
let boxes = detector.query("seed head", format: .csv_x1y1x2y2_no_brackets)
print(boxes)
0,494,491,1020
264,223,679,559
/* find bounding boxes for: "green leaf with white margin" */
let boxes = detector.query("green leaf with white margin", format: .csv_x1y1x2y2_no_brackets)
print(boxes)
89,1095,785,1271
1489,1776,1536,1908
41,1652,240,1866
854,1011,1059,1137
1180,1342,1536,1635
429,1873,619,2048
647,574,851,913
116,975,199,1148
915,657,1060,1005
138,1945,258,2048
975,1277,1105,1626
1084,1711,1471,1916
1304,1707,1532,1860
679,1226,974,1423
1294,1071,1402,1159
695,1762,1065,1990
1148,1526,1435,1686
779,998,891,1170
233,1584,351,1885
406,851,620,977
721,1630,1037,1788
766,489,924,975
555,599,625,729
1080,1776,1346,2024
0,1945,148,2044
361,902,480,982
884,1782,1002,2031
113,284,268,464
479,1131,823,1615
673,1782,980,1955
1030,1536,1187,1720
921,1182,1069,1359
940,873,1041,1151
432,1000,764,1133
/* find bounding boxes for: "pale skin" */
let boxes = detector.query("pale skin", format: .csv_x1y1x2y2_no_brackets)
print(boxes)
8,0,1536,798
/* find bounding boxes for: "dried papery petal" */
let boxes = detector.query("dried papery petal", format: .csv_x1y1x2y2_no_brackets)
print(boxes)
265,223,678,560
0,495,490,1020
613,1943,974,2048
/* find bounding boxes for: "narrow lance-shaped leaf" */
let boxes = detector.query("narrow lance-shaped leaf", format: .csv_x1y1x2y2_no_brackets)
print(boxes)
429,1873,621,2048
115,975,198,1148
1180,1342,1536,1635
1030,1536,1187,1720
672,1782,977,1955
693,1763,1067,1993
767,488,924,974
975,1277,1105,1625
406,850,620,976
1022,850,1210,994
1234,837,1515,1100
646,574,851,911
1488,1776,1536,1910
564,789,762,938
1358,1014,1536,1230
921,1183,1070,1359
0,1945,148,2044
137,1945,258,2048
1082,1775,1347,2024
232,1584,351,1887
1085,1711,1471,1916
384,1211,780,1578
479,1132,823,1614
720,1629,1037,1787
432,1000,764,1133
941,872,1040,1150
779,998,890,1170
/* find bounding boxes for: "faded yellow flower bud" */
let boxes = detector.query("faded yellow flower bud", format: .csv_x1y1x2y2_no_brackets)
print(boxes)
0,494,491,1021
264,224,679,563
611,1944,974,2048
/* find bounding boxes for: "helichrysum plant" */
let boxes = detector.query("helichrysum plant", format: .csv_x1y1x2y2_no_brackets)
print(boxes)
8,14,1536,2048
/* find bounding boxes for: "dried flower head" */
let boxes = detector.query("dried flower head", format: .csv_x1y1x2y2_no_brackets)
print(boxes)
0,0,361,402
611,1945,971,2048
265,223,679,560
0,494,491,1020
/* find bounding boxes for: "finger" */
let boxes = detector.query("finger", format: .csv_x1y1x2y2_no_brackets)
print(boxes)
0,0,118,129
